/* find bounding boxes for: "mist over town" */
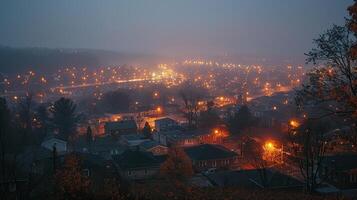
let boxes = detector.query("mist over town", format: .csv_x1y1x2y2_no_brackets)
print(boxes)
0,1,357,200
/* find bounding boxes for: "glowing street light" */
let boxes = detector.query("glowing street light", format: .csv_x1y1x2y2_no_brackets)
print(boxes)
263,140,285,164
264,141,275,151
289,120,300,128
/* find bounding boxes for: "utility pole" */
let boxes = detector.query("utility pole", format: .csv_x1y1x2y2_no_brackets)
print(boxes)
281,144,284,164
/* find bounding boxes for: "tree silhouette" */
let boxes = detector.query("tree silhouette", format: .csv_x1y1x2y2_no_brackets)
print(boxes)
348,0,357,58
50,97,79,141
35,104,50,140
0,98,10,187
198,109,221,129
179,81,207,129
160,147,193,181
86,126,93,153
55,154,91,200
142,122,152,139
296,24,357,148
228,105,256,134
17,95,34,145
243,139,270,188
293,119,327,193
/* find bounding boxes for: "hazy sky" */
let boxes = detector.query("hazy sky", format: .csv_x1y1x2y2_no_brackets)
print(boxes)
0,0,353,59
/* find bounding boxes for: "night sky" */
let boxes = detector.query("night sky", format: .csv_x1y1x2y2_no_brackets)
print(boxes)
0,0,352,59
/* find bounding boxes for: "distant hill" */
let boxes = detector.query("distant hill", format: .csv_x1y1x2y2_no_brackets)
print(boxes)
0,46,159,74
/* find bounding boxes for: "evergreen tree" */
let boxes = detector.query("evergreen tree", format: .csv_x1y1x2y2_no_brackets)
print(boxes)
50,97,80,141
86,126,93,153
142,122,152,139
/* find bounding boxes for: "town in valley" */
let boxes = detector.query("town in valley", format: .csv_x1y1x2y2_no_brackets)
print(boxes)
0,1,357,199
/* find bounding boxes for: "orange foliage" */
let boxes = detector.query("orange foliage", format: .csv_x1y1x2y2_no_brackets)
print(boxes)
160,147,194,180
349,1,357,58
54,154,91,200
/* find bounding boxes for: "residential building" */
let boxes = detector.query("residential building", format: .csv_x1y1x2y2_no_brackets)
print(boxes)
120,134,150,147
184,144,238,172
92,135,126,160
139,140,169,155
112,150,161,180
41,135,67,153
153,129,217,147
104,120,137,136
207,169,303,190
154,117,179,132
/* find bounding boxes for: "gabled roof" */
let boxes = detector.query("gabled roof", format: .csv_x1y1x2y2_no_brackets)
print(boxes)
112,150,160,170
140,140,165,150
159,129,210,140
120,134,146,141
92,135,124,152
42,134,67,142
94,135,118,146
155,117,177,124
105,120,137,130
208,169,303,189
184,144,237,161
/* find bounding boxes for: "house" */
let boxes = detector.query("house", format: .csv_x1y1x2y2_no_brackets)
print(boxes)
184,144,238,172
120,134,150,147
153,130,183,146
17,146,59,176
41,135,67,153
72,136,93,153
92,135,126,160
139,140,168,155
166,131,201,147
320,154,357,190
112,150,161,180
154,117,179,132
207,168,303,190
73,153,114,191
104,120,137,136
153,129,215,147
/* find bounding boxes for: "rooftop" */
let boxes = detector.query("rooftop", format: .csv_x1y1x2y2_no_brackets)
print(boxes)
120,134,147,141
112,150,161,170
139,140,163,150
155,117,177,123
159,129,211,140
184,144,237,161
105,120,137,130
208,169,303,189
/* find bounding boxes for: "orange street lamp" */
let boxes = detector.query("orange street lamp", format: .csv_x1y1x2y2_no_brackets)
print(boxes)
289,120,300,128
265,142,274,151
